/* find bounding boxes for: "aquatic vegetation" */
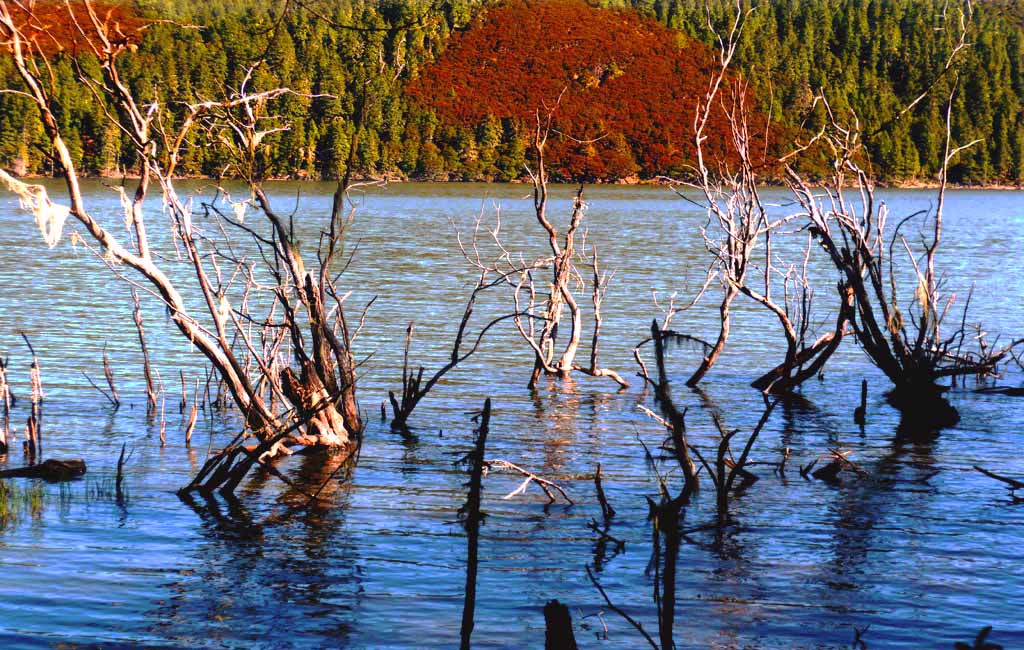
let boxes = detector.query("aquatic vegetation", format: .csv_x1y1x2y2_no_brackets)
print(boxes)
0,479,45,531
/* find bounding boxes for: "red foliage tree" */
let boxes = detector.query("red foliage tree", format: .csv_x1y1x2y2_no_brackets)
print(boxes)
407,0,767,181
6,1,144,58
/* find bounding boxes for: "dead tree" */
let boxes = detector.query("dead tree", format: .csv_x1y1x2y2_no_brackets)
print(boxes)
669,7,852,393
675,6,748,388
759,3,1022,425
524,113,585,387
622,320,778,648
0,2,362,495
587,321,710,650
458,107,627,391
785,89,1021,427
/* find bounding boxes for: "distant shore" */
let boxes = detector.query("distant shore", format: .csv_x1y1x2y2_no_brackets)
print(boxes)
11,171,1023,191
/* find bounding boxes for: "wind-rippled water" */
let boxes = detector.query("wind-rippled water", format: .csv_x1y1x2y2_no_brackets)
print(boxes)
0,181,1022,649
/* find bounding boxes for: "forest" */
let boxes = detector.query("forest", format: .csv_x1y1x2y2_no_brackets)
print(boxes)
0,0,1022,184
1,0,1024,647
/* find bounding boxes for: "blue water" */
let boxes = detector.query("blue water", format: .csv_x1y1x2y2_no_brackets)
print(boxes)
0,181,1021,648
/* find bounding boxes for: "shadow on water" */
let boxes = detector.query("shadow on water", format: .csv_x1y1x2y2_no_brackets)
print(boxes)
588,377,973,650
164,451,360,648
824,441,932,583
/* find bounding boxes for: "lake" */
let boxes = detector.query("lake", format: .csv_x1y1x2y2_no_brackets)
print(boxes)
0,180,1022,649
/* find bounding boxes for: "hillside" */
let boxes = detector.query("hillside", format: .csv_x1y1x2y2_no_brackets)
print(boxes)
0,0,1020,183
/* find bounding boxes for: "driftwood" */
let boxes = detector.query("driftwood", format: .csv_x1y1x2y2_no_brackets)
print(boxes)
0,458,86,481
486,458,573,505
801,449,868,483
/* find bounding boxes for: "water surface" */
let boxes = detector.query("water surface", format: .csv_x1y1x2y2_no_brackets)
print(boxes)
0,181,1022,648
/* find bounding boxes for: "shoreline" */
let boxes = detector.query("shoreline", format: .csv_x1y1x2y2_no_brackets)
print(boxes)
11,171,1022,191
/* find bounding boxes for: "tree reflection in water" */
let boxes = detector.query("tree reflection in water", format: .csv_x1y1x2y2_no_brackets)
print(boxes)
163,451,360,647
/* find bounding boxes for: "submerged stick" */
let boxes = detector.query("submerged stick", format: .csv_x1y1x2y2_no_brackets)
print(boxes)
586,565,658,650
159,394,166,447
179,370,187,413
131,289,158,415
487,458,573,504
102,344,120,409
594,462,615,520
854,378,867,425
586,519,625,554
0,356,10,453
22,333,42,461
81,371,118,408
184,402,197,447
24,414,37,463
116,443,127,503
460,398,491,650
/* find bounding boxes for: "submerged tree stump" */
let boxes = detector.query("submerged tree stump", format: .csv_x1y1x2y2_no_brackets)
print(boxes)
543,600,578,650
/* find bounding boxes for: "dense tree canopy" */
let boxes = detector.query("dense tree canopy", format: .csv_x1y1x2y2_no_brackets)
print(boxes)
0,0,1021,184
406,0,765,181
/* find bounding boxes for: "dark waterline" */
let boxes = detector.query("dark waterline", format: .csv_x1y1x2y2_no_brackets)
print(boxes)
0,181,1022,648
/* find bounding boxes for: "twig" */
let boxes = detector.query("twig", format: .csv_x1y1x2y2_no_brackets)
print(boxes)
102,343,120,409
587,519,625,553
585,565,658,650
485,458,574,504
82,371,118,407
974,465,1024,490
595,462,615,519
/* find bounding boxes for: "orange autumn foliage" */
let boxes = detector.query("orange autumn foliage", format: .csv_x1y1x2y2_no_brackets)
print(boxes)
5,1,144,58
407,0,772,181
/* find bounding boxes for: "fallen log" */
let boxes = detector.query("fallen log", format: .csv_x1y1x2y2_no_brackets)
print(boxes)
0,458,86,481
